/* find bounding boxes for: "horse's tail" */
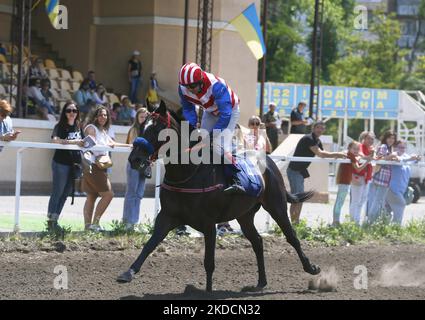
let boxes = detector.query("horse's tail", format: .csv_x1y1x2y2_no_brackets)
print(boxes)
286,190,315,204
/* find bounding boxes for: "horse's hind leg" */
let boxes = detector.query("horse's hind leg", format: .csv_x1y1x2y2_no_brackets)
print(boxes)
263,198,320,275
237,204,267,291
117,211,176,283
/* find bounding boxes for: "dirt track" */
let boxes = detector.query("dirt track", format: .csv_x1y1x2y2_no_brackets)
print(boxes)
1,236,425,300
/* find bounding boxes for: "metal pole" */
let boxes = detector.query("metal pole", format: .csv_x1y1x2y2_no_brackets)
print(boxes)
25,0,32,118
309,0,320,118
259,0,268,118
183,0,189,65
16,0,26,118
14,148,26,233
154,160,162,218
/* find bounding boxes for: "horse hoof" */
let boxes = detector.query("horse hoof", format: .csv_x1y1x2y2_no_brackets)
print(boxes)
117,269,135,283
241,285,266,292
305,264,321,275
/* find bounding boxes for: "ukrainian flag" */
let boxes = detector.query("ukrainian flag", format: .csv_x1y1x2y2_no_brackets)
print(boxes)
45,0,59,28
230,3,266,60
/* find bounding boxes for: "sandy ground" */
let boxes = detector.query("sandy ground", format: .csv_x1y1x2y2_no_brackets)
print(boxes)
1,237,425,300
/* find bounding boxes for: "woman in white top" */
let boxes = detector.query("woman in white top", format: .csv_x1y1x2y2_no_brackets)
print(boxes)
244,115,272,154
82,106,131,232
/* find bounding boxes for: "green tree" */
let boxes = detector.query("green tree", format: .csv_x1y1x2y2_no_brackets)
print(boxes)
328,12,408,89
264,0,311,83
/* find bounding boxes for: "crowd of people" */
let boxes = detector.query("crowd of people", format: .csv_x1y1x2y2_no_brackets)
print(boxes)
1,58,423,237
0,48,162,126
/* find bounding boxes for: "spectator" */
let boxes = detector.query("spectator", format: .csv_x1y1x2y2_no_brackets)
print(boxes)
27,78,56,119
82,106,131,232
262,103,280,151
385,140,420,225
29,58,48,80
0,100,20,151
128,50,142,103
358,131,376,215
244,115,272,154
0,43,6,56
40,79,58,114
287,121,346,224
348,141,371,225
110,102,121,123
117,96,134,125
73,79,96,119
290,101,311,134
47,101,84,235
147,72,161,104
366,130,398,224
122,108,149,231
93,83,109,106
86,70,97,90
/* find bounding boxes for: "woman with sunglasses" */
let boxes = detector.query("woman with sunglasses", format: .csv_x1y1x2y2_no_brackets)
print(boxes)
47,101,84,235
245,116,272,154
178,62,244,194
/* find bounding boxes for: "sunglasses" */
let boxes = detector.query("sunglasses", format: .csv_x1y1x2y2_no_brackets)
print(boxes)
65,109,78,114
184,81,202,89
250,121,260,126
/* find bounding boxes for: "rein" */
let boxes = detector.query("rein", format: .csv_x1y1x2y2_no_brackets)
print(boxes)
148,111,203,186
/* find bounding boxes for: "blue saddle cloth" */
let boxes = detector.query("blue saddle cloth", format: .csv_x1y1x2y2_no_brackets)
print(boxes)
234,155,264,197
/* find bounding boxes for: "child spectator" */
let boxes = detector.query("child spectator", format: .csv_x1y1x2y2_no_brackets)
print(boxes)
348,141,371,225
358,131,375,215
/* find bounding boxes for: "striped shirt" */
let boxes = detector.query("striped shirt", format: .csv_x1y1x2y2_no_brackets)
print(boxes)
372,144,392,187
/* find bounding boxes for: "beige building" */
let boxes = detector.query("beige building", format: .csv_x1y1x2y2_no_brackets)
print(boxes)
0,0,261,193
1,0,260,122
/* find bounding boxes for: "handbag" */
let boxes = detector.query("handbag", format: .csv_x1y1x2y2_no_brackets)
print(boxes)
95,154,113,170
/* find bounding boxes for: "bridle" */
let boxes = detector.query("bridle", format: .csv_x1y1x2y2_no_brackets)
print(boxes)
144,110,203,186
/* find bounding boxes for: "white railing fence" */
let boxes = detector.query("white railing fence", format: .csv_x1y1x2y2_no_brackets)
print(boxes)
1,140,424,233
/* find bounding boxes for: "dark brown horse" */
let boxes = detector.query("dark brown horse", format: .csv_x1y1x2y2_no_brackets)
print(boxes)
117,100,320,292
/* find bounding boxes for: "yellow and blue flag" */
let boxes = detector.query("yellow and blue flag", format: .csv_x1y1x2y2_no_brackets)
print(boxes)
45,0,59,28
230,3,266,60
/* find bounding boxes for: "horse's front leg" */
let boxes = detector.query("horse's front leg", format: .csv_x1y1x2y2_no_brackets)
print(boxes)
117,211,175,283
203,225,217,292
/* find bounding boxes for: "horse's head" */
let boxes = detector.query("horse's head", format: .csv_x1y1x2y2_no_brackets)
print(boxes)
129,99,180,173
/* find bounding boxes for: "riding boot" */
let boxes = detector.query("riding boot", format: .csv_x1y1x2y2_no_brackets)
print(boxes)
223,171,246,195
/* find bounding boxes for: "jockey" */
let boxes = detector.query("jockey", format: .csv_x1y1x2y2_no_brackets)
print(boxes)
178,62,245,194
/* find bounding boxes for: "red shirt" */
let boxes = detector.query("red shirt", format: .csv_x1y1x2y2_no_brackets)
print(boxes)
360,143,373,182
336,152,356,185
